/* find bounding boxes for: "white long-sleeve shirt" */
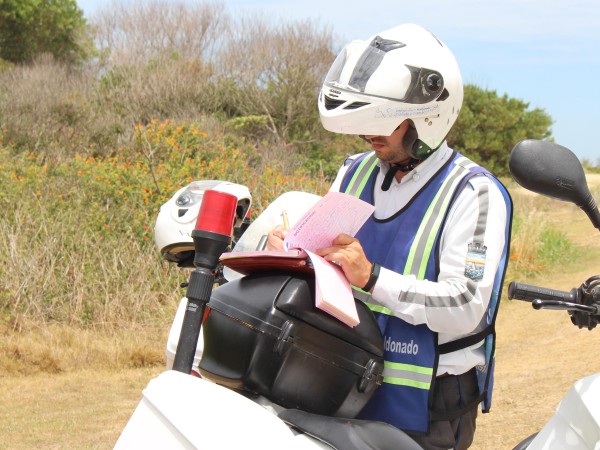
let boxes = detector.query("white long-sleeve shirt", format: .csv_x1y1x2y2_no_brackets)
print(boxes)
330,143,509,376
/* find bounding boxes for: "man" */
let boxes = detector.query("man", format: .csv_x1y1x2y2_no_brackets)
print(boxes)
268,23,512,450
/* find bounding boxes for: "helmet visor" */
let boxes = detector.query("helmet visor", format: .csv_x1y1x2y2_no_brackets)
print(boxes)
324,37,445,105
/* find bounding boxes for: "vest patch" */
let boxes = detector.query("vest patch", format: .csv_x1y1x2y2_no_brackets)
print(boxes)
385,336,419,355
465,242,487,281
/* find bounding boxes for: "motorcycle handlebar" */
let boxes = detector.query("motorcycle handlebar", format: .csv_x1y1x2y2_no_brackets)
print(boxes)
507,281,578,303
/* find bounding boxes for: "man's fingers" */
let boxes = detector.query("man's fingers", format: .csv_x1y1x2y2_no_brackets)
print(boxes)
332,233,356,245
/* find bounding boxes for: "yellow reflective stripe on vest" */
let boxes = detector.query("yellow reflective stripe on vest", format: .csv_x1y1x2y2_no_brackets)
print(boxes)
359,299,433,388
360,299,392,315
404,157,477,279
345,152,379,198
383,361,434,390
348,155,478,317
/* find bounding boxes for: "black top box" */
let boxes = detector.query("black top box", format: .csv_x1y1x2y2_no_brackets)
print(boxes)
199,272,384,418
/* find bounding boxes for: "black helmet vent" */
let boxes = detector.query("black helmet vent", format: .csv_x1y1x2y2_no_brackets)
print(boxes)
344,101,370,110
324,95,371,111
324,95,345,110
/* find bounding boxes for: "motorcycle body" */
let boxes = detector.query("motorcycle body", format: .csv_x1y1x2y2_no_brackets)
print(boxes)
508,140,600,450
514,373,600,450
116,189,422,450
115,370,329,449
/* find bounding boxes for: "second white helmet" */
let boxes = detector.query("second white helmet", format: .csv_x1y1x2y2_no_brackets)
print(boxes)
154,180,252,265
318,23,463,159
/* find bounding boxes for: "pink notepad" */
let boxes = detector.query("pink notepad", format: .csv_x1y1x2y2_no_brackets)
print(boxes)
220,191,375,327
304,250,359,327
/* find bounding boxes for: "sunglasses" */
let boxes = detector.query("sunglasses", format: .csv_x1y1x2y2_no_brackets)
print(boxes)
358,124,403,143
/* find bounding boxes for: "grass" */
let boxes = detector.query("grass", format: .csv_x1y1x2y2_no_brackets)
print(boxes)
0,122,330,330
1,221,597,449
504,180,580,282
0,322,169,448
0,320,170,375
0,171,585,377
0,178,574,377
0,367,162,449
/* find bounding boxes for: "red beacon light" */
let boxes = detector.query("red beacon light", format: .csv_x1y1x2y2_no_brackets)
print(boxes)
191,190,238,270
194,190,237,236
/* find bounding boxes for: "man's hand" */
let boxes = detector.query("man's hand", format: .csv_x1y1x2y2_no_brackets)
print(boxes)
267,225,287,251
316,233,372,289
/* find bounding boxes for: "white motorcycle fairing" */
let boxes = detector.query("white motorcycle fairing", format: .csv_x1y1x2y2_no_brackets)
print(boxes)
526,373,600,449
114,370,328,449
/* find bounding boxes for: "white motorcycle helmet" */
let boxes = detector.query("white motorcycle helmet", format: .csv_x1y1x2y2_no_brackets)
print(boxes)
154,180,252,264
318,23,463,159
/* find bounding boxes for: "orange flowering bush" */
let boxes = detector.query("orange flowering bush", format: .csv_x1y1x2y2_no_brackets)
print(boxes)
0,120,333,324
0,119,330,243
130,119,330,219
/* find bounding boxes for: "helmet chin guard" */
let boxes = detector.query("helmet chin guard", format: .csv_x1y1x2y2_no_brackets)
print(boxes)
318,23,463,155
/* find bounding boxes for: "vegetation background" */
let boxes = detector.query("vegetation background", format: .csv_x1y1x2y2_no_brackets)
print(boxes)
1,1,599,448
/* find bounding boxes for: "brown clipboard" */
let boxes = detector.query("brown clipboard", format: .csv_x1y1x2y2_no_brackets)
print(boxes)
219,250,314,275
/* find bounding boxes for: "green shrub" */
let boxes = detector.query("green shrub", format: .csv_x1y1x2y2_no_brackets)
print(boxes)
507,204,578,280
0,120,330,326
537,228,578,266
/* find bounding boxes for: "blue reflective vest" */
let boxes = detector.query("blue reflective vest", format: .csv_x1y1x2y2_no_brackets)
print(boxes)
342,150,512,434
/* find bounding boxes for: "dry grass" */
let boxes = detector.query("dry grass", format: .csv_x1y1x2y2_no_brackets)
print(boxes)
0,323,169,448
0,367,162,449
4,282,598,449
0,194,184,327
0,321,169,375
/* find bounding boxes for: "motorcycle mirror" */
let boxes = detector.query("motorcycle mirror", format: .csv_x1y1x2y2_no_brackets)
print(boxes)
509,139,600,230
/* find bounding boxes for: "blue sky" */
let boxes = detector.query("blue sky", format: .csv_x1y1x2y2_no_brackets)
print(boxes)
77,0,600,162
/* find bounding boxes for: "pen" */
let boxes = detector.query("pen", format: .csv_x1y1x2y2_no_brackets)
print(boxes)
281,209,290,229
256,235,268,250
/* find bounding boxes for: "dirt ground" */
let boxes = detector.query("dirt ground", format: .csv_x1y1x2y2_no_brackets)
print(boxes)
474,274,600,449
2,179,600,449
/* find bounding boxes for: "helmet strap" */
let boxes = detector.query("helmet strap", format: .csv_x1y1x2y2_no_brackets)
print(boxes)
381,158,422,191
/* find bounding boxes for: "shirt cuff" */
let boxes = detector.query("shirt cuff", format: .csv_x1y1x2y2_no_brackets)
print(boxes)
371,266,405,310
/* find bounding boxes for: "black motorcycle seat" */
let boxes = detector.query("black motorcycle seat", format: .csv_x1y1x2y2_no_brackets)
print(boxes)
278,409,423,450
